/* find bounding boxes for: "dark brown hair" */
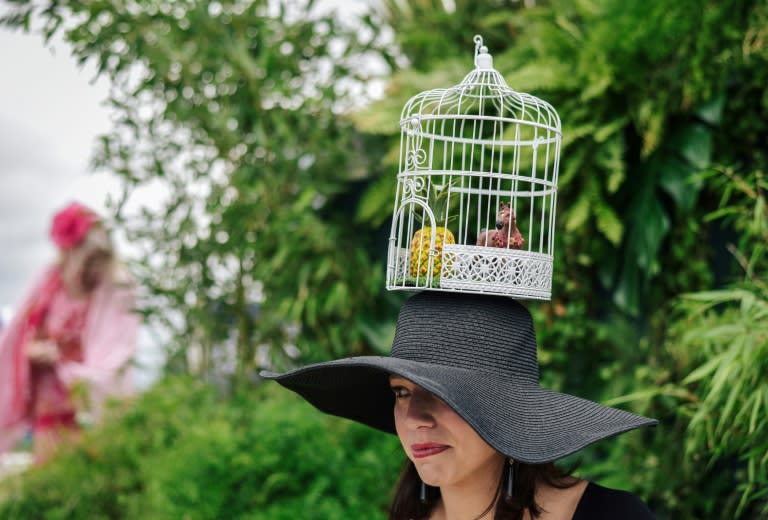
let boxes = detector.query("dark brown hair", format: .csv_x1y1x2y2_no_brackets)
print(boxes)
389,460,578,520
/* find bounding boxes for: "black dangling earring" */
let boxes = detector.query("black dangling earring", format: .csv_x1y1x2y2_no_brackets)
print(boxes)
419,480,428,504
504,458,516,502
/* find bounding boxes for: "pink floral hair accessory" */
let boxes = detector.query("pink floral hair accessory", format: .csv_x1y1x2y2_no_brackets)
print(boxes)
50,202,99,249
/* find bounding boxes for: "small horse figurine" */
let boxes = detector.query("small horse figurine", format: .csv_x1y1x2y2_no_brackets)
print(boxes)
476,203,525,249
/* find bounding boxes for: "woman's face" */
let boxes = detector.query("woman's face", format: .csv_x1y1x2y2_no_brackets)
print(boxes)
61,228,112,294
390,375,505,490
79,250,111,292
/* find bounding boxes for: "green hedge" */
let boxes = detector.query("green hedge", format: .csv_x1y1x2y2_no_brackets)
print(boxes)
0,377,404,519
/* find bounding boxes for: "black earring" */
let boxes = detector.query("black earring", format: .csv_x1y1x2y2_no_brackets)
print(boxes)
504,458,516,501
419,480,428,504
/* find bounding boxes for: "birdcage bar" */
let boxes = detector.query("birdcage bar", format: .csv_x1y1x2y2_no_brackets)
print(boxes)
399,133,558,157
447,184,556,197
403,101,561,132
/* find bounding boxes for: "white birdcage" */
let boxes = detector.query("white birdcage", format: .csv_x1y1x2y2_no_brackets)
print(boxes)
386,35,561,300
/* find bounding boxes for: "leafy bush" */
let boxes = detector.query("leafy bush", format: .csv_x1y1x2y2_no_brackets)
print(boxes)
0,377,404,519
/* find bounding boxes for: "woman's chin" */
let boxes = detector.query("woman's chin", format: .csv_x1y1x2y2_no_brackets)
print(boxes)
416,467,447,487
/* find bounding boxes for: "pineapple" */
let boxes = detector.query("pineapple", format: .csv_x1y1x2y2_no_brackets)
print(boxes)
409,180,456,280
409,226,455,278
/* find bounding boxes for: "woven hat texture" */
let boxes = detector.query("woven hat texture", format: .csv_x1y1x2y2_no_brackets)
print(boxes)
261,291,656,464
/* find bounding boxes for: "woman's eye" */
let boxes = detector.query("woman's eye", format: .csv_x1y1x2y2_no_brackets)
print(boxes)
391,386,410,399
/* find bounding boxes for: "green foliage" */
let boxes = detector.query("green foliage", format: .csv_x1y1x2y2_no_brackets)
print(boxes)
0,377,404,519
578,167,768,519
674,288,768,515
2,0,400,378
663,169,766,517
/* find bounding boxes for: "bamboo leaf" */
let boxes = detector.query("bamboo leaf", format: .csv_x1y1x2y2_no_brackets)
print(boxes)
594,202,623,246
682,352,727,384
565,193,590,233
748,389,764,435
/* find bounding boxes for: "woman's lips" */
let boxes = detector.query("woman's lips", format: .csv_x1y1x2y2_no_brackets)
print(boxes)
411,442,450,459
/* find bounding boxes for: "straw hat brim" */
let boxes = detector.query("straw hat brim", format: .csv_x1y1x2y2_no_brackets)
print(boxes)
261,356,657,464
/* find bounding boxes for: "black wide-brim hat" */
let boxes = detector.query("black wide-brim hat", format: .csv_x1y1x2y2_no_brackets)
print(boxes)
261,291,657,464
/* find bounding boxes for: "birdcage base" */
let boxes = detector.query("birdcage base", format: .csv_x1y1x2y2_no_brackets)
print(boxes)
387,245,552,299
440,244,552,299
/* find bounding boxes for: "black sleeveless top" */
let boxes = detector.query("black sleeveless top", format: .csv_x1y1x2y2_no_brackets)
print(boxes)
572,482,655,519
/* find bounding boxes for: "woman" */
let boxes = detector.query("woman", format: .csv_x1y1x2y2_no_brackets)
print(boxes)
0,202,139,463
263,291,657,519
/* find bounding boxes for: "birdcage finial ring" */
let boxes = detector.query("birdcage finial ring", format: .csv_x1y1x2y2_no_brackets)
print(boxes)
473,35,483,56
473,35,493,69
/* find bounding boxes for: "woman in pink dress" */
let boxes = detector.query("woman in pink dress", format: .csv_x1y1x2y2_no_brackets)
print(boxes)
0,202,139,463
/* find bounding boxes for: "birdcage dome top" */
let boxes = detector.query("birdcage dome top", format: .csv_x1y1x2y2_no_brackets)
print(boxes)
400,35,561,142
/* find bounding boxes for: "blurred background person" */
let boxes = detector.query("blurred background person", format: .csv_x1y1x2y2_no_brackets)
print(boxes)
0,202,139,464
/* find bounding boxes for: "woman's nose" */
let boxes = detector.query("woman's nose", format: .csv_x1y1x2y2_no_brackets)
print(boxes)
404,392,436,428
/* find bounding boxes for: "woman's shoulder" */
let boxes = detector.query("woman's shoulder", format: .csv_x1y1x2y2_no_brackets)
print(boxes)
572,481,655,520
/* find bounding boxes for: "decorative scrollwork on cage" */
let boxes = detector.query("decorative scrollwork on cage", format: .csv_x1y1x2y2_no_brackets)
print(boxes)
402,177,427,198
404,117,427,170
